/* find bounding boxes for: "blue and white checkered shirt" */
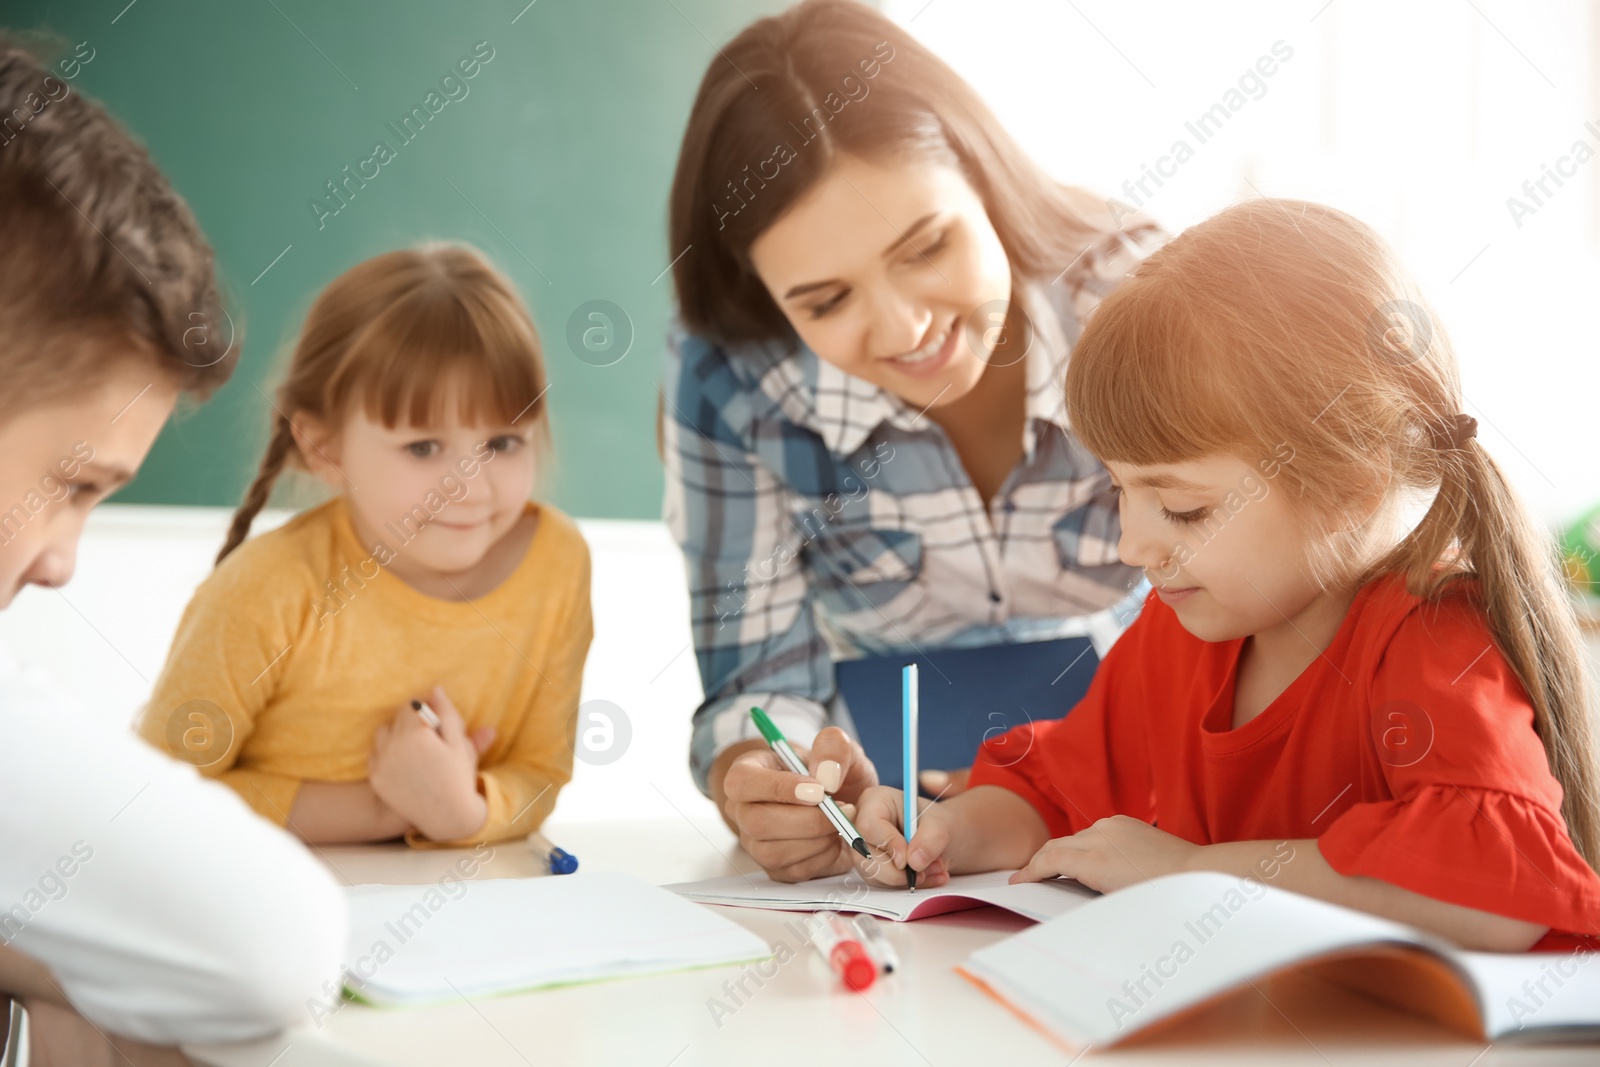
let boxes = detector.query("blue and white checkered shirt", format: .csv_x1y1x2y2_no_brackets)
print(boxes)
662,223,1164,793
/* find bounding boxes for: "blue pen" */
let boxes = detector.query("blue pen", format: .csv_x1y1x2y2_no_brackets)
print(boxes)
903,662,919,892
529,831,579,875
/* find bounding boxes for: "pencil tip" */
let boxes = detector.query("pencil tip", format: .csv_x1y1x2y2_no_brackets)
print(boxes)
852,838,870,858
906,869,917,892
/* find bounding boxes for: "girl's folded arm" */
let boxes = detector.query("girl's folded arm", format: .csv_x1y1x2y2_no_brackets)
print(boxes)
938,784,1052,874
212,766,304,828
286,779,411,844
1189,839,1548,952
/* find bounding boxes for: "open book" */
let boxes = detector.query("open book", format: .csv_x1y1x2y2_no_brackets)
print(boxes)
666,869,1098,922
960,871,1600,1047
341,872,769,1007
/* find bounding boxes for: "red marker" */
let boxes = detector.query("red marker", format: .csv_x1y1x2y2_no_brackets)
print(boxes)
811,914,876,992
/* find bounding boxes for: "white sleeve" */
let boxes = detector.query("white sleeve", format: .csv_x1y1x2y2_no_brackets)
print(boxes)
0,645,349,1045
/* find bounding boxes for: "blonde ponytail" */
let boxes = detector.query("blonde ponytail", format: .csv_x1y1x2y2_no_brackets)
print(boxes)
1387,427,1600,868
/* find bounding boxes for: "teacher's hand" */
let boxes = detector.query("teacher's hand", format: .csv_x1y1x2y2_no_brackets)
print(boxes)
712,726,878,883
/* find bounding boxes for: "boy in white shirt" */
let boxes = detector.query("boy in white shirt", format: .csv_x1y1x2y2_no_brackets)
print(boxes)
0,34,347,1064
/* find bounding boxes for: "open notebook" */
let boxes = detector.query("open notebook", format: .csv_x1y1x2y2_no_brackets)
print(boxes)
342,872,769,1007
961,871,1600,1048
667,869,1098,922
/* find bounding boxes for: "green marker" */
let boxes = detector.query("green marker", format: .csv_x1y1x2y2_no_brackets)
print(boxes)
749,706,870,859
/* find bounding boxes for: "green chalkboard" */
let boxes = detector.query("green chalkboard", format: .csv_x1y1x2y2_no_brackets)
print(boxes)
5,0,799,519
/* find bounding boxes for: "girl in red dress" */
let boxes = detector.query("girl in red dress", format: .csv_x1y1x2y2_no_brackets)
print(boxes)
848,199,1600,951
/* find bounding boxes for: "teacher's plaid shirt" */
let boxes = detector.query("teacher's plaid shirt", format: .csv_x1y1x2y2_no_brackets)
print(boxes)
662,224,1163,793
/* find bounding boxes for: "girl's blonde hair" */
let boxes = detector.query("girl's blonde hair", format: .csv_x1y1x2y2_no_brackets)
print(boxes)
218,243,549,562
1066,198,1599,869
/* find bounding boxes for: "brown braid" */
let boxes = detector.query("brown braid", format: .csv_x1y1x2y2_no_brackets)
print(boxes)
216,414,296,564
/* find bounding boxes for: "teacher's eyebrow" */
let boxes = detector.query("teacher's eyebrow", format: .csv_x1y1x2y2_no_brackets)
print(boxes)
781,213,940,300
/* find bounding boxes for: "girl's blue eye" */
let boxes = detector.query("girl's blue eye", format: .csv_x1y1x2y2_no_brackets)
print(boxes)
406,441,439,458
487,435,522,453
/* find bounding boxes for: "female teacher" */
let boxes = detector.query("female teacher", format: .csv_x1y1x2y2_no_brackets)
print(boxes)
661,0,1159,881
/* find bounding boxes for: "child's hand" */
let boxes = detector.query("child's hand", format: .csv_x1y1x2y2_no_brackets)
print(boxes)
849,784,954,888
368,686,492,842
918,767,971,797
1009,815,1197,893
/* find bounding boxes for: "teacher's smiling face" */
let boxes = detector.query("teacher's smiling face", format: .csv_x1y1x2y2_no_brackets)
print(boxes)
747,153,1013,412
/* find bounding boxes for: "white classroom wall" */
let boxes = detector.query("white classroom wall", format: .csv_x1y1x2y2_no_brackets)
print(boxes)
886,0,1597,526
0,505,716,826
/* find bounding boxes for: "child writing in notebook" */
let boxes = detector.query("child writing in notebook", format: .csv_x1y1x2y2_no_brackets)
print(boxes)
137,243,592,847
847,199,1600,952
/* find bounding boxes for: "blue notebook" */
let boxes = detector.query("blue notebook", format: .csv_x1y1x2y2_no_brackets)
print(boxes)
836,636,1100,792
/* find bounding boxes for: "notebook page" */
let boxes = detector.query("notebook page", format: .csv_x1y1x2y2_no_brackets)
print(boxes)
343,872,770,1006
1454,949,1600,1039
667,869,1097,922
962,871,1436,1046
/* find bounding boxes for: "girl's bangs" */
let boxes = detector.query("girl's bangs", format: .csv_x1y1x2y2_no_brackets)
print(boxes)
340,282,546,430
1066,280,1254,468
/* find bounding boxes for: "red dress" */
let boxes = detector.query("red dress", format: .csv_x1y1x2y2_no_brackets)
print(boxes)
968,574,1600,950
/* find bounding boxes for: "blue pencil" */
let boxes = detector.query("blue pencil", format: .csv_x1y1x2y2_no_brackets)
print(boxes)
903,662,918,891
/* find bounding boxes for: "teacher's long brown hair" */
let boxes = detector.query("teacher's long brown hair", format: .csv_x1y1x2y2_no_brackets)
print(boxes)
668,0,1119,348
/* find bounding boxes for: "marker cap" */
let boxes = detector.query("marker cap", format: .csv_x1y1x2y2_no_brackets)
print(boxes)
830,941,877,991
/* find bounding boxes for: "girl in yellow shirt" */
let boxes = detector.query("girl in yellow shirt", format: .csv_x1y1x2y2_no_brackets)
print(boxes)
138,243,591,848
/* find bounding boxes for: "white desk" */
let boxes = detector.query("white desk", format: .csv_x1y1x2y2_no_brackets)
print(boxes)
189,819,1599,1067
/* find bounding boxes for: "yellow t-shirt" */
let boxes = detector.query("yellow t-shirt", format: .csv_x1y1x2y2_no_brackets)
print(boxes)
136,496,591,847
